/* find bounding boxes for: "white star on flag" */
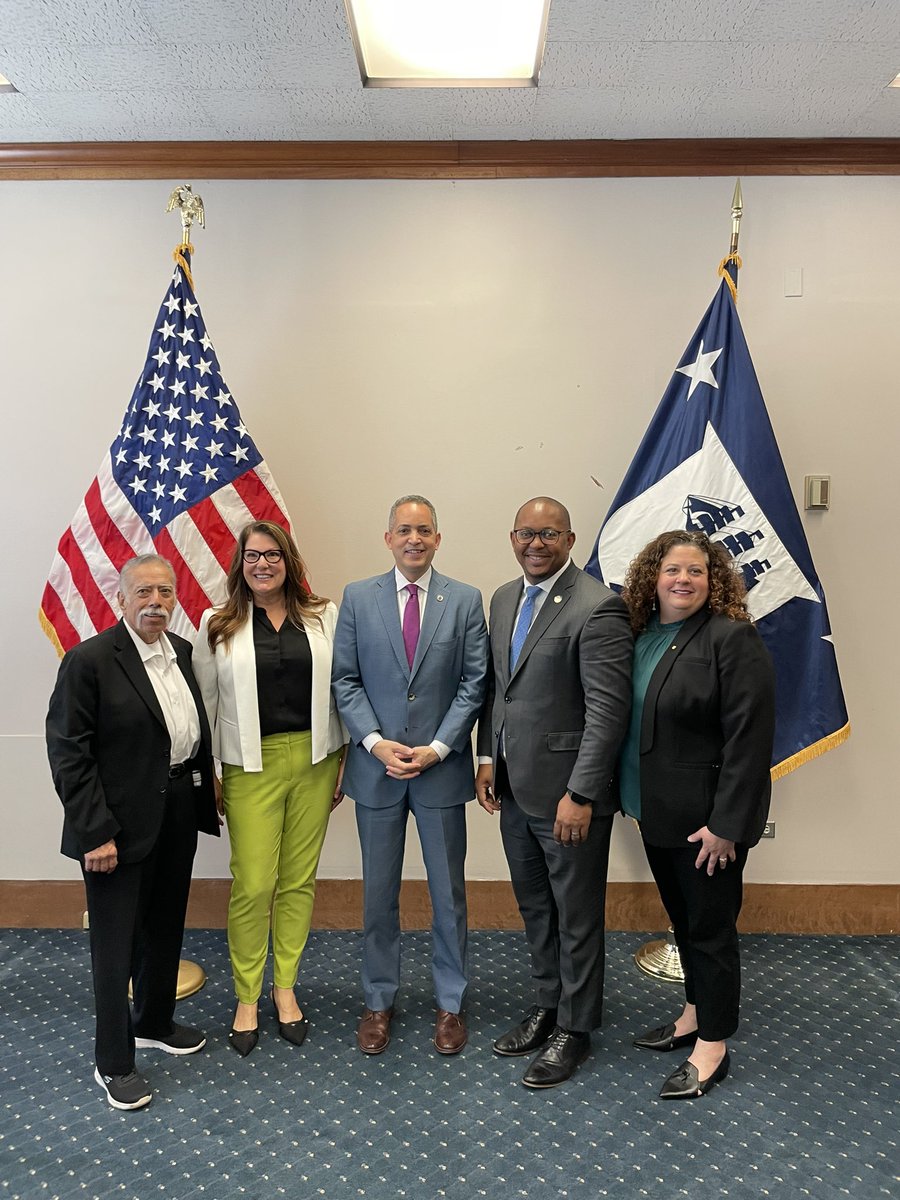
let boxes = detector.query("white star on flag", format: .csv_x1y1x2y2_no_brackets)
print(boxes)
676,340,723,400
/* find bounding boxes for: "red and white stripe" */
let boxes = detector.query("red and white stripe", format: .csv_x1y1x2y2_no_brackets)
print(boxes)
41,454,293,655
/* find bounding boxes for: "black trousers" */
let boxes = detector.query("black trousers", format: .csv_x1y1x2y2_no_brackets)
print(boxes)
643,838,749,1042
498,761,612,1033
82,773,198,1075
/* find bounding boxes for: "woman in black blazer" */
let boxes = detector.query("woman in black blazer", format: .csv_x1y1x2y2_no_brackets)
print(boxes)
619,530,775,1099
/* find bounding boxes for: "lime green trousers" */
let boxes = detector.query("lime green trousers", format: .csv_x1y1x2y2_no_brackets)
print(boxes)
223,731,341,1003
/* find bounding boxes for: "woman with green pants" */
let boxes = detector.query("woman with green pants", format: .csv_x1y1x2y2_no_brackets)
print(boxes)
193,520,346,1056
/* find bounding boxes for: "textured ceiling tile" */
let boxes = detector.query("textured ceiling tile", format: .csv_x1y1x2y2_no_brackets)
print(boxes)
24,86,217,138
650,0,763,41
0,43,179,92
0,92,57,140
451,124,536,141
822,0,900,43
0,0,155,44
631,41,813,90
613,84,717,137
693,85,879,136
547,0,662,42
171,42,361,91
540,40,642,87
735,0,828,40
140,0,348,46
843,91,900,135
534,84,625,121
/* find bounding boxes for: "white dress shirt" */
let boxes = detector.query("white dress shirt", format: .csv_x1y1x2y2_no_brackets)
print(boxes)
123,622,200,765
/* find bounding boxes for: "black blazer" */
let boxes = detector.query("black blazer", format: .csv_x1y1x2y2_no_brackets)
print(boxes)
636,609,775,849
46,620,219,863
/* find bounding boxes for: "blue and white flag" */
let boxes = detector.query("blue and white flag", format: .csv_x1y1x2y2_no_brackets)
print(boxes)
585,259,849,777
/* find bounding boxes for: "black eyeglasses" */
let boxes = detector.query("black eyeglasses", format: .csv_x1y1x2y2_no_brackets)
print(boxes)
242,549,283,564
513,528,572,545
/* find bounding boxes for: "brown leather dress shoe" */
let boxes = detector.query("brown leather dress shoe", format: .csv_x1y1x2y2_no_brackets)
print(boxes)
434,1009,467,1055
357,1008,393,1054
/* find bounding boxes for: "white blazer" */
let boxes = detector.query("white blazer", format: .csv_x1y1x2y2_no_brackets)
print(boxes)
192,602,346,773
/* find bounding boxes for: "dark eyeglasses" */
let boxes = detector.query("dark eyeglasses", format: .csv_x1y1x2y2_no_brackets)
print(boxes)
513,528,572,545
242,549,283,564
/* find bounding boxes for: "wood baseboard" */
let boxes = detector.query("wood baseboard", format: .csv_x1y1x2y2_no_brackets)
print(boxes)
0,879,896,934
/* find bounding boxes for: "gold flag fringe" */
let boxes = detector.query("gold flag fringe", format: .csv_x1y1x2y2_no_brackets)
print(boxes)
770,722,851,781
38,606,66,659
717,253,743,304
173,242,195,291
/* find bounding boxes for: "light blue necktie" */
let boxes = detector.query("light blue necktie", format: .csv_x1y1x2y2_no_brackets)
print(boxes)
510,585,542,672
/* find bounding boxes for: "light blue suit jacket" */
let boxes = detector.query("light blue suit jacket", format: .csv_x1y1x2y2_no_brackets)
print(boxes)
332,569,489,809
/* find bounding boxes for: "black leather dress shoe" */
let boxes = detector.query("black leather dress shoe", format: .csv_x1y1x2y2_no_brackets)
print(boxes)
493,1006,558,1057
659,1051,730,1099
633,1022,698,1052
228,1027,259,1057
521,1027,590,1089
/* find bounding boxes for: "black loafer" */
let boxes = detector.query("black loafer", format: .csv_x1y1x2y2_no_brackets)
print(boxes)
228,1027,259,1057
660,1052,730,1099
493,1006,558,1057
522,1027,590,1089
633,1022,698,1052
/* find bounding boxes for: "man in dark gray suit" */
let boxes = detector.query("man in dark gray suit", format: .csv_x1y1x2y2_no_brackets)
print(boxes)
476,497,632,1088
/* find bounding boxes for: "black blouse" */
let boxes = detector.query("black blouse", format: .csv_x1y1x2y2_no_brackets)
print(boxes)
252,606,313,737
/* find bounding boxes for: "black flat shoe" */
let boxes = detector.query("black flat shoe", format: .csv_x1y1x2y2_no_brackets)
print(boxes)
521,1028,590,1089
228,1027,259,1057
271,989,309,1047
659,1051,730,1099
633,1022,698,1052
493,1006,558,1057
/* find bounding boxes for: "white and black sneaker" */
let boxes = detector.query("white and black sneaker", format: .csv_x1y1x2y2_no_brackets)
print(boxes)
94,1067,152,1110
134,1023,206,1055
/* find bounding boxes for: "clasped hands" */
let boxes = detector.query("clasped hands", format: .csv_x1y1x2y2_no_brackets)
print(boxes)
372,739,439,779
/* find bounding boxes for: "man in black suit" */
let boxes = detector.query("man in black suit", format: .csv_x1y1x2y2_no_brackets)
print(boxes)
46,555,219,1110
476,497,632,1088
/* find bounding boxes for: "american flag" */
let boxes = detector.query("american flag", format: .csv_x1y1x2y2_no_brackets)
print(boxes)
40,248,293,654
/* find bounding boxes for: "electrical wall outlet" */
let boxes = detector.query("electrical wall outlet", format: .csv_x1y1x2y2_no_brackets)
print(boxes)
761,821,775,839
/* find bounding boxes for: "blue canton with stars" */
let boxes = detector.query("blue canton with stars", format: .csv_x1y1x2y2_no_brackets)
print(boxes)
110,257,262,532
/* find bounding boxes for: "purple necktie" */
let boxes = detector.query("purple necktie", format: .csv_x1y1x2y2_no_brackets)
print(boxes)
402,583,420,668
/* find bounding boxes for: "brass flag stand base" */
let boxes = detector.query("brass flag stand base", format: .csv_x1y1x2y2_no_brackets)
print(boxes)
634,927,685,983
128,960,207,1001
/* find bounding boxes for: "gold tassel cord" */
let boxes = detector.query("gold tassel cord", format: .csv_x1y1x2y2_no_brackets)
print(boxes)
717,253,743,304
769,722,851,782
172,242,195,291
38,606,65,659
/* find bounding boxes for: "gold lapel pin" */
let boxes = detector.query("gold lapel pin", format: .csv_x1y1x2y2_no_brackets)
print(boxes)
553,595,562,603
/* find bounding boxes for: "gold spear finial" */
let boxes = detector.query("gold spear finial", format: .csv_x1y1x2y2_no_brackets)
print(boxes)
165,183,206,245
729,178,743,256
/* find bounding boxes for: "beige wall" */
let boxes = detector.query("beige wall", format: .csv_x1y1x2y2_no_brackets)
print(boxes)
2,176,894,886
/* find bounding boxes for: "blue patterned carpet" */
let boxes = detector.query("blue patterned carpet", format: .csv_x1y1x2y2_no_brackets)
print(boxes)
0,929,897,1200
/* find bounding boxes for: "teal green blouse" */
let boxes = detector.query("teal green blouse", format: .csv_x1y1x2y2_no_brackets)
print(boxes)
618,616,685,820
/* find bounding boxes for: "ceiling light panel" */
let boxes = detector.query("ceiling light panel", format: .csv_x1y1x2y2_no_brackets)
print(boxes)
345,0,551,87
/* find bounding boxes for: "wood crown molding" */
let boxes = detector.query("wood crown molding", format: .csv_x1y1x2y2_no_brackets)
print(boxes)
1,138,900,180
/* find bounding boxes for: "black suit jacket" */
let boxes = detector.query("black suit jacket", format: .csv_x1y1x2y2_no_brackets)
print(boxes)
477,563,633,819
46,620,219,863
635,609,775,849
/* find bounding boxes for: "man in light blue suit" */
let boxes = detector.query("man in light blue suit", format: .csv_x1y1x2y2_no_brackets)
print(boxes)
332,495,489,1057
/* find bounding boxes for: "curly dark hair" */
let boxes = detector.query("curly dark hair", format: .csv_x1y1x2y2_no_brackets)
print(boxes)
206,520,327,650
621,530,750,634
